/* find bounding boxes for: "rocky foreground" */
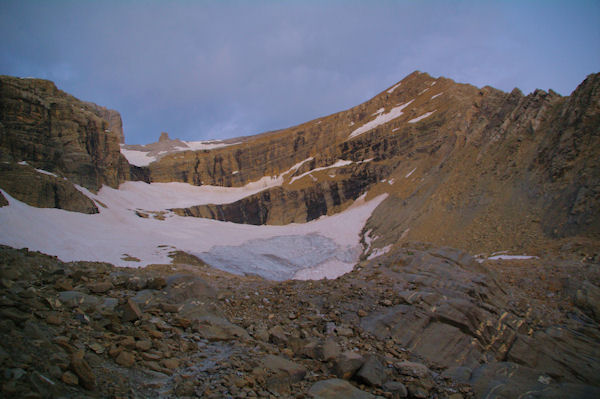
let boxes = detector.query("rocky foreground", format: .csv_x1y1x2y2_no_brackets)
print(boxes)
1,244,599,398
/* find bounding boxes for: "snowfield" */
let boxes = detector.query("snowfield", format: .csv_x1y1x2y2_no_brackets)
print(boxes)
0,182,386,281
120,139,239,167
98,179,284,211
181,140,238,151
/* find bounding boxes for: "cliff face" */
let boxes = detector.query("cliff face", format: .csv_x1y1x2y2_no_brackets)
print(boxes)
156,71,599,254
0,76,130,193
83,101,125,144
0,163,98,214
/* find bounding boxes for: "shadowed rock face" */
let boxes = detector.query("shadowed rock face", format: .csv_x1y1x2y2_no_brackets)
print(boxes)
0,75,130,192
0,163,98,214
0,191,8,207
172,162,387,224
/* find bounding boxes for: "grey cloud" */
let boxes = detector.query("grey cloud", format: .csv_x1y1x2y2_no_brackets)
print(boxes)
1,1,599,144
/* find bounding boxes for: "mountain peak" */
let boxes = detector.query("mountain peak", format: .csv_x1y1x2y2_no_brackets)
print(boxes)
159,131,172,142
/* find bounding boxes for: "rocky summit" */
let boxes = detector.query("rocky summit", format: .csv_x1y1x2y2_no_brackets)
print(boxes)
0,71,599,398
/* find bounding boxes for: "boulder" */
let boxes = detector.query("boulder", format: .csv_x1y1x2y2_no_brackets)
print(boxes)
321,338,341,362
308,378,376,399
395,361,430,378
333,351,365,379
261,354,307,392
89,281,113,294
355,356,385,387
70,350,95,390
192,315,249,341
121,298,143,322
115,351,135,368
268,325,288,346
382,381,408,398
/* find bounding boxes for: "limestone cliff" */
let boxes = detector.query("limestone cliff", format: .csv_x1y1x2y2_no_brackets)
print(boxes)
83,101,125,143
0,75,130,192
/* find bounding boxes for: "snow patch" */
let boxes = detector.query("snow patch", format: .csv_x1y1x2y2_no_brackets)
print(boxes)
408,110,436,124
367,245,392,260
289,159,354,184
119,148,158,167
387,82,402,94
35,169,58,177
487,255,539,261
405,168,417,178
431,92,443,100
349,100,414,139
348,121,355,127
90,178,284,212
283,157,314,178
372,107,385,116
184,140,238,151
18,161,28,166
363,229,378,253
419,88,429,95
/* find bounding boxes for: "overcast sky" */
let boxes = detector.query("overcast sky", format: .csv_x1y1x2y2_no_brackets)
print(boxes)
1,1,599,144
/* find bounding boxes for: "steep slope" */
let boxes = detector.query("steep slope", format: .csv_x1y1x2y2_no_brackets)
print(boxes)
142,71,599,255
366,73,600,255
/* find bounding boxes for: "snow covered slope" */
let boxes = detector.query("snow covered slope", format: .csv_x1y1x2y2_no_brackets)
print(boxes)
120,138,239,167
0,182,385,280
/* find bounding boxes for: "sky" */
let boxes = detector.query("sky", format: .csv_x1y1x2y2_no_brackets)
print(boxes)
1,1,599,144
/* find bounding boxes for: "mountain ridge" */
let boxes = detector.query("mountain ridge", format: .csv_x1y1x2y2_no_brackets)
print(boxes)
1,71,598,256
0,71,599,398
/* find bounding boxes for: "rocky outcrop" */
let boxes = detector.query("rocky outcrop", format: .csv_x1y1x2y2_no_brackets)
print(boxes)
172,162,386,224
0,75,131,192
0,163,98,213
83,101,125,143
359,72,600,255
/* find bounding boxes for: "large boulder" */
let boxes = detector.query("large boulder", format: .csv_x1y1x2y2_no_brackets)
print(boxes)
308,378,377,399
